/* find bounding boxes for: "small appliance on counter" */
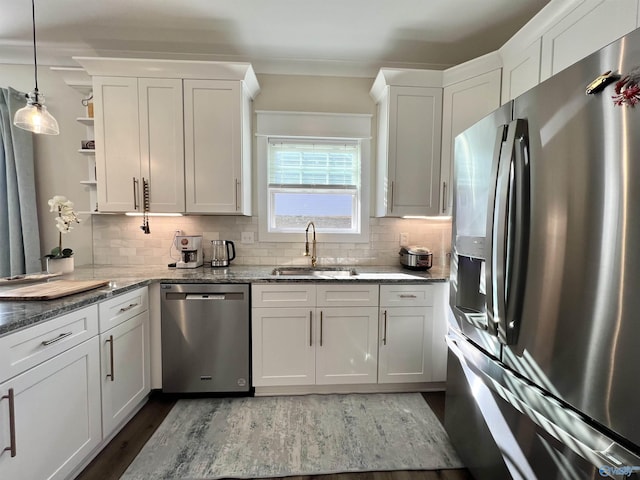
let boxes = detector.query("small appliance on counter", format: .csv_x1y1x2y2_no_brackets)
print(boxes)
399,245,433,270
210,240,236,267
175,235,203,268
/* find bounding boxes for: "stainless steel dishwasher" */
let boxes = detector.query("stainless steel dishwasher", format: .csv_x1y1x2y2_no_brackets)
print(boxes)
160,283,250,394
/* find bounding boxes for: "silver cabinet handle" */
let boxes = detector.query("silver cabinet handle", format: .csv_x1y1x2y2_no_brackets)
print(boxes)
320,311,323,347
2,388,16,457
382,310,388,346
132,177,140,210
399,294,417,299
235,179,240,211
390,181,394,213
41,331,72,346
118,303,138,313
309,311,313,346
105,335,115,381
442,181,447,213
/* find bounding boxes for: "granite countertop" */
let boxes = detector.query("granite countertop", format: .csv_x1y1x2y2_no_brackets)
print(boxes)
0,264,449,338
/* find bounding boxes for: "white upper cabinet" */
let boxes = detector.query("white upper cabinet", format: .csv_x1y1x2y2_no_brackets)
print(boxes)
500,38,542,104
499,0,640,102
370,69,443,217
440,54,502,215
540,0,639,81
74,57,259,215
93,76,141,212
184,79,252,215
92,76,184,213
139,78,186,213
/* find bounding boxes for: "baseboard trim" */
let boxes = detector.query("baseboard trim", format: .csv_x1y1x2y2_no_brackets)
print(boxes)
254,382,445,396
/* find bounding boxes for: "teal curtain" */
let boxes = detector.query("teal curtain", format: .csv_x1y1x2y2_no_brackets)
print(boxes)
0,87,41,276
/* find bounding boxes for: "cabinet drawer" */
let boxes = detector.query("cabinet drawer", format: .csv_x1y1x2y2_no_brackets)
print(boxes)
380,284,433,307
316,284,379,307
99,286,149,332
252,284,315,308
0,305,99,383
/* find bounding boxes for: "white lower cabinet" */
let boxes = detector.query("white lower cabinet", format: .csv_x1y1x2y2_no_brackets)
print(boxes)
99,287,150,439
251,284,379,387
378,305,432,383
100,310,150,439
0,336,102,480
251,307,315,386
0,287,150,480
314,306,379,385
378,284,448,384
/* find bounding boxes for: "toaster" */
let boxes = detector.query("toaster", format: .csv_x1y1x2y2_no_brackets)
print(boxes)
399,246,433,270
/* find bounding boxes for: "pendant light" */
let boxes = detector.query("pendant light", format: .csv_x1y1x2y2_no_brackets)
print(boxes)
13,0,59,135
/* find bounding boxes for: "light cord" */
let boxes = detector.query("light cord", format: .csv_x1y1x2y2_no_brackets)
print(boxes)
31,0,38,94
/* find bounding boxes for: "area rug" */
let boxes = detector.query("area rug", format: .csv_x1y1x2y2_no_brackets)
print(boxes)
120,393,463,479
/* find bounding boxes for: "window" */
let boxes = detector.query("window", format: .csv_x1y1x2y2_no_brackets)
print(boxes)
267,139,361,234
257,111,372,243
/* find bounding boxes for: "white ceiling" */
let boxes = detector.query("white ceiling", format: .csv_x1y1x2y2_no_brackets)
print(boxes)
0,0,551,76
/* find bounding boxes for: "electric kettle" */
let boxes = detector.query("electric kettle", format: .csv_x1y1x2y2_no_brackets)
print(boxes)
210,240,236,267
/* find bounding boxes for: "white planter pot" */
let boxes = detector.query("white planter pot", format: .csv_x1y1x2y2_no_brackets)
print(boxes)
46,256,74,274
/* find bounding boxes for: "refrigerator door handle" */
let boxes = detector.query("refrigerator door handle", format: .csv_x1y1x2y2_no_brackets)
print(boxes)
487,119,530,345
504,119,530,345
446,332,640,471
485,124,508,337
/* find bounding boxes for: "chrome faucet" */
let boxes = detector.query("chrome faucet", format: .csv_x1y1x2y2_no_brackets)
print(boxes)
304,221,317,267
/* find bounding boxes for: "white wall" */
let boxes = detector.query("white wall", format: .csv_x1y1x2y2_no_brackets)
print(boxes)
0,65,94,267
254,74,375,113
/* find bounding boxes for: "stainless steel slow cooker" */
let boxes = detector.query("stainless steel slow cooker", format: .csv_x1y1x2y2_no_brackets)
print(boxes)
399,246,433,270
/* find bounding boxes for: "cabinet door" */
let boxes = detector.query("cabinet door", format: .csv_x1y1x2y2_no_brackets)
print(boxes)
138,78,185,213
0,337,101,480
100,311,150,438
374,90,391,217
315,307,378,385
251,307,315,386
184,79,245,214
540,0,638,81
501,38,542,104
440,70,502,215
430,282,449,382
94,76,141,212
378,306,433,383
385,86,443,217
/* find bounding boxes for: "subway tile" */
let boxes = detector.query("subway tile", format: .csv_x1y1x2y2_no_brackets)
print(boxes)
92,215,452,266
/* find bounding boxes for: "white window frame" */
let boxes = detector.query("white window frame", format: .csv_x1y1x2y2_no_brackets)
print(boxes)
256,111,372,243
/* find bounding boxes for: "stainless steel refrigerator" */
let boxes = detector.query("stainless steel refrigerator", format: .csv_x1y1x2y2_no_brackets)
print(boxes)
445,26,640,479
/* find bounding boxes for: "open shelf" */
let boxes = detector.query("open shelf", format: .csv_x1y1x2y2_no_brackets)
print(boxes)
76,117,94,126
80,180,97,185
78,149,96,155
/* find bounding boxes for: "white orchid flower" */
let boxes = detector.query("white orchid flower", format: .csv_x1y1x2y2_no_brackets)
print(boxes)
47,195,81,258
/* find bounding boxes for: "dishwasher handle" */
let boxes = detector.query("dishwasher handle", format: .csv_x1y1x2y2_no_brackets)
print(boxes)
185,294,227,300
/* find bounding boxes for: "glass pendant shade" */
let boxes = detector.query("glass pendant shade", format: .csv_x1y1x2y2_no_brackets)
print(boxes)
14,92,59,135
13,0,60,136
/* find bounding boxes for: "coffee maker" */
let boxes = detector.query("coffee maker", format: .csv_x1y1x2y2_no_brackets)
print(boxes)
175,235,203,268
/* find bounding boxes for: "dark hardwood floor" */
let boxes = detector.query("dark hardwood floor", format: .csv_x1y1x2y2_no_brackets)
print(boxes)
75,391,473,480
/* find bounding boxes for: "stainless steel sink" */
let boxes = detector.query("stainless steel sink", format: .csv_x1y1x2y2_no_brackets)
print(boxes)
271,267,357,277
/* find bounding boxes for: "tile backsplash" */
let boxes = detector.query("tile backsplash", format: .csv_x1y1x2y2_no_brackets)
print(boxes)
91,215,452,267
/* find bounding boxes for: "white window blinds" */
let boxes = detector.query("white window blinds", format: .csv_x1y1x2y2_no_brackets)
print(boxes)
268,139,360,188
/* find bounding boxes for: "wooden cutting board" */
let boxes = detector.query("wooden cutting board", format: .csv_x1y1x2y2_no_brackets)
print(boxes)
0,279,110,300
